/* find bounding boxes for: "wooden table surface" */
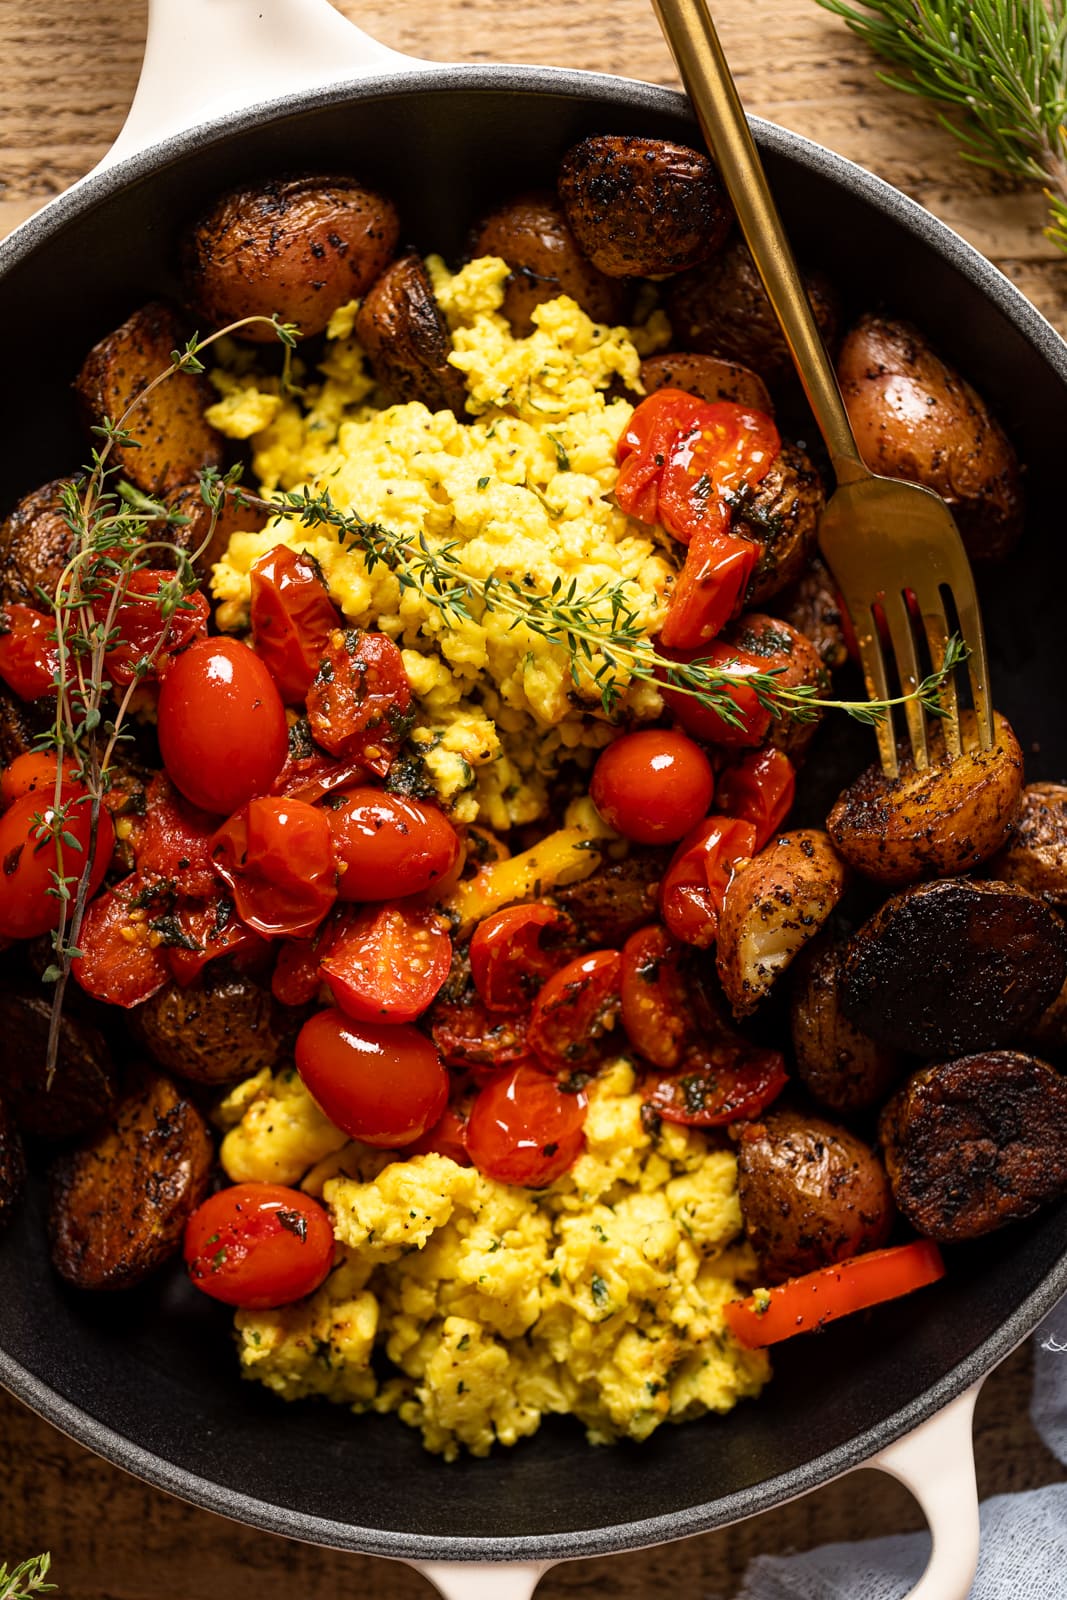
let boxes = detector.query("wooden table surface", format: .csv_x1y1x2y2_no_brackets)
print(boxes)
1,1,1066,1595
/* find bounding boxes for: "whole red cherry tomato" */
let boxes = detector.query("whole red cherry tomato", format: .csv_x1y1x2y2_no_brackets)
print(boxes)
157,637,289,814
402,1102,472,1166
93,570,209,687
526,949,622,1071
184,1183,335,1309
249,544,341,703
659,815,757,948
469,902,570,1014
429,993,530,1075
716,747,796,852
305,629,411,776
326,788,460,902
0,604,61,700
71,872,171,1007
136,774,219,898
0,789,114,941
0,752,84,808
619,925,692,1071
212,796,337,939
643,1043,787,1127
321,902,451,1023
590,730,714,845
295,1008,448,1147
465,1062,588,1187
660,639,772,748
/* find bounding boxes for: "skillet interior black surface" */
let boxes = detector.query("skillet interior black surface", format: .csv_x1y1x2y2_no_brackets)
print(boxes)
1,65,1066,1563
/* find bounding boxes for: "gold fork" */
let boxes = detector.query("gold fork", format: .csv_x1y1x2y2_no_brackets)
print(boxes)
649,0,994,777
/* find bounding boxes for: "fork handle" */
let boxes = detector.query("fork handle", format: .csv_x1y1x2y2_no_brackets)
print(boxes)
651,0,866,483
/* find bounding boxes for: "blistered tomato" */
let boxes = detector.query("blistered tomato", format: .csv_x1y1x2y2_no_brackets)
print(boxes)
326,788,460,902
590,730,714,844
157,637,289,814
184,1183,335,1309
295,1009,448,1148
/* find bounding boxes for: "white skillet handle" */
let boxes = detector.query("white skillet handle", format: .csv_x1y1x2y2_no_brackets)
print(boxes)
415,1560,554,1599
871,1383,982,1600
96,0,434,175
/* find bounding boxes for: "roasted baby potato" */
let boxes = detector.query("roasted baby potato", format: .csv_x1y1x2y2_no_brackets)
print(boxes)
48,1066,212,1291
827,710,1024,886
470,193,629,337
639,352,772,413
736,441,824,608
1029,974,1067,1051
163,480,270,578
840,878,1067,1056
716,829,848,1017
131,966,298,1085
790,941,902,1114
184,173,399,341
735,1109,893,1282
553,847,670,947
666,236,839,387
0,1095,25,1236
0,685,52,762
557,135,731,278
75,302,224,496
729,613,828,762
837,315,1024,562
880,1050,1067,1242
991,783,1067,908
0,478,76,607
355,253,469,417
778,557,849,672
0,984,117,1139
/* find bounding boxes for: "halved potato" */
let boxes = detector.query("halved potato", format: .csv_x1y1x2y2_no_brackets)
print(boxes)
828,710,1023,886
737,443,825,609
0,478,76,607
991,782,1067,907
355,253,469,417
640,352,772,413
470,193,629,337
789,940,902,1113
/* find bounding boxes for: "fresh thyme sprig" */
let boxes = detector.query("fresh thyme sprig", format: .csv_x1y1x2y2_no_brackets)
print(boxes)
815,0,1067,250
0,1554,56,1600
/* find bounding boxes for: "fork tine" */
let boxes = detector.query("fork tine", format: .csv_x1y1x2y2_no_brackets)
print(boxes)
952,582,995,753
884,589,929,770
845,593,898,778
911,581,962,761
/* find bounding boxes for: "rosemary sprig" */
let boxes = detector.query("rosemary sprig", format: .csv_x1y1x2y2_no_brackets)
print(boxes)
816,0,1067,250
0,1555,56,1600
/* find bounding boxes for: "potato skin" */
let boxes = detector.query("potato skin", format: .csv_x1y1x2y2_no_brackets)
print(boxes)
879,1051,1067,1242
735,441,824,609
1029,973,1067,1051
163,481,270,578
0,984,117,1139
790,941,902,1114
735,1109,893,1282
827,710,1024,887
131,966,298,1086
0,478,76,607
840,878,1067,1057
837,314,1023,562
728,612,828,762
552,847,670,947
991,783,1067,908
184,173,399,341
0,685,52,763
640,352,772,413
48,1067,212,1290
778,557,849,673
0,1095,25,1236
558,135,731,277
75,302,224,495
470,193,629,337
355,253,469,417
717,829,849,1017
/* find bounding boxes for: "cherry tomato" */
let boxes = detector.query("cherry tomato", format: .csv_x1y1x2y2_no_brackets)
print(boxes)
724,1240,946,1350
660,639,772,748
659,815,757,948
211,796,337,939
250,544,342,703
590,730,714,845
659,527,759,651
0,604,61,701
619,925,692,1070
136,774,219,898
295,1008,448,1147
429,992,530,1075
0,790,114,940
321,902,451,1023
165,897,267,986
0,752,84,808
469,902,571,1014
615,389,710,530
326,788,461,902
465,1062,587,1187
93,570,209,687
184,1183,335,1309
270,734,368,804
271,916,340,1007
71,872,171,1007
643,1043,787,1127
526,949,622,1071
402,1102,472,1166
716,747,796,852
157,637,289,814
305,629,411,775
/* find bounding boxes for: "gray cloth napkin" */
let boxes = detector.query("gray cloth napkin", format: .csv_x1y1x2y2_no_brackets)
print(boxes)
739,1304,1067,1600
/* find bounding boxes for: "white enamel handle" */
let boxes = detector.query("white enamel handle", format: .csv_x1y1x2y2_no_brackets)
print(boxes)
415,1560,553,1599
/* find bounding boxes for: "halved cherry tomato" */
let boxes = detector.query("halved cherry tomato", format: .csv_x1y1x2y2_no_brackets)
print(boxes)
465,1062,587,1187
724,1240,947,1350
1,752,84,808
615,388,710,530
716,747,796,852
249,544,342,703
71,871,171,1007
619,925,691,1070
632,394,780,547
305,629,411,775
590,730,714,845
402,1102,472,1166
0,604,61,701
0,790,114,941
429,993,530,1075
136,774,219,898
321,902,451,1023
659,815,757,948
659,528,759,651
643,1043,787,1127
526,949,622,1070
469,902,570,1014
157,637,289,815
165,898,267,986
211,796,337,939
93,570,209,687
295,1008,448,1147
326,788,461,902
184,1183,335,1309
660,639,772,748
270,735,368,804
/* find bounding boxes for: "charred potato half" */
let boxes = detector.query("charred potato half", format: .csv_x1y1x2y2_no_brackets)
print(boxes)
828,710,1023,886
837,315,1023,562
0,1095,25,1236
736,441,824,609
0,685,53,766
717,829,848,1017
0,478,76,607
163,481,270,578
355,253,469,418
553,847,669,947
131,966,299,1086
729,613,828,762
991,783,1067,907
778,557,849,672
557,135,731,278
880,1051,1067,1242
470,193,629,337
184,173,399,341
48,1067,213,1291
639,352,772,413
790,941,902,1114
0,984,117,1139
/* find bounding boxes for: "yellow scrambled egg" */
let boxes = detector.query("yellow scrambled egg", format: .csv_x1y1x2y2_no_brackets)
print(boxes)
217,1061,768,1459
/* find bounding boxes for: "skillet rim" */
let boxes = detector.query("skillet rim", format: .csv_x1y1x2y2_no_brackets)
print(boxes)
2,59,1066,1564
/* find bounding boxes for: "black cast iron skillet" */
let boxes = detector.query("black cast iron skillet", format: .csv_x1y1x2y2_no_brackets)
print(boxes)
1,21,1067,1582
